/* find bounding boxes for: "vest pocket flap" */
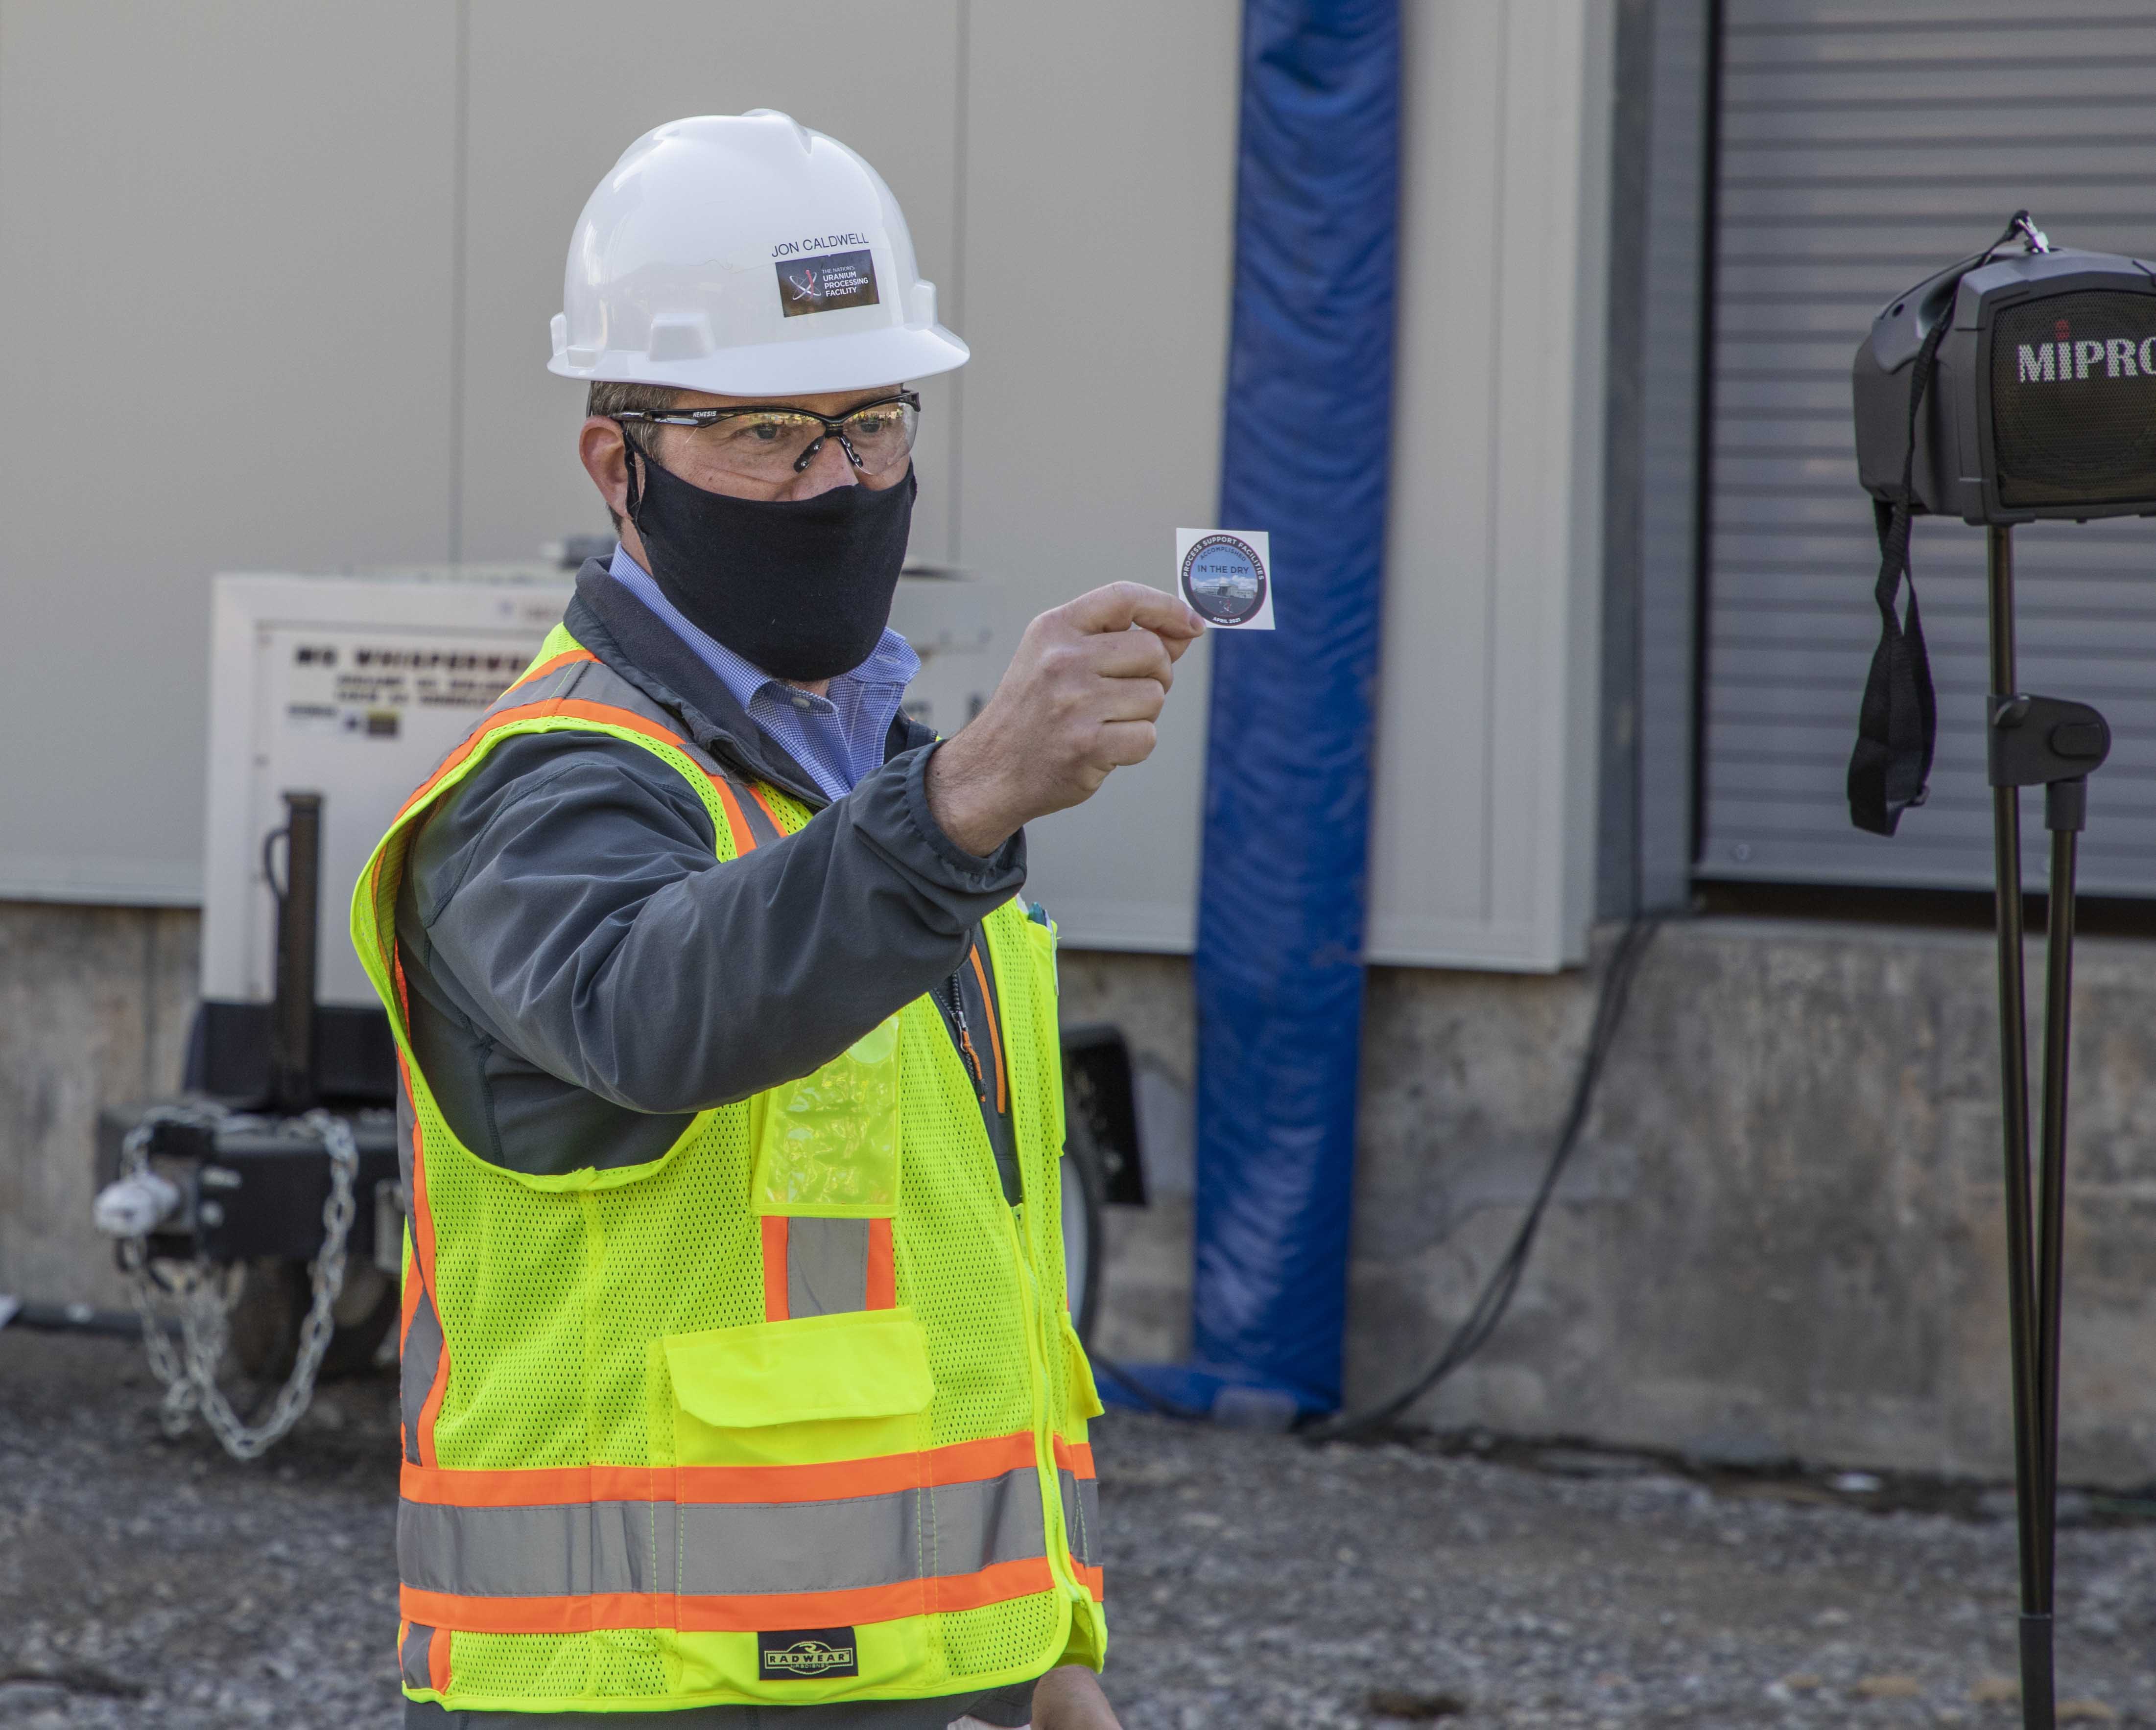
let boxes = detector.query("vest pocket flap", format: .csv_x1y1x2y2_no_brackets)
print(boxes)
1062,1315,1105,1421
664,1308,933,1429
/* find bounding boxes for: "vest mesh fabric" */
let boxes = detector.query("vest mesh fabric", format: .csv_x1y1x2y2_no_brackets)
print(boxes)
354,630,1103,1712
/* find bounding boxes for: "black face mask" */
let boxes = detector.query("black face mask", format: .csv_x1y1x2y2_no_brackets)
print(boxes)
624,446,915,682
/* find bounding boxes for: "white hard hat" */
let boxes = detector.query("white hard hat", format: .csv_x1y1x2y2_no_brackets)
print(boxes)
548,111,968,397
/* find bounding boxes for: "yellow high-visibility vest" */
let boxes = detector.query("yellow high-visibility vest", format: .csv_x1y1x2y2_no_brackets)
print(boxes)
351,627,1105,1715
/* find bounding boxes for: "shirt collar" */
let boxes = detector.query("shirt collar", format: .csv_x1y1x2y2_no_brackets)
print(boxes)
606,543,918,711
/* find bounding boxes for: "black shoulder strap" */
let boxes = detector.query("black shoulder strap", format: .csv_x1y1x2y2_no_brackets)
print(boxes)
1847,305,1951,837
1846,212,2040,837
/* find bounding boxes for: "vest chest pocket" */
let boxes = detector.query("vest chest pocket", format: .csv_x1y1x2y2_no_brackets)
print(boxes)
663,1307,933,1470
753,1015,900,1216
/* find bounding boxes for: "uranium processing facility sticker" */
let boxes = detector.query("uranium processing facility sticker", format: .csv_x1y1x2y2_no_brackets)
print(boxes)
1176,529,1274,630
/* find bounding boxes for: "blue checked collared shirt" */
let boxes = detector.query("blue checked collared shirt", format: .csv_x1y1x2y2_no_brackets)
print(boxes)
606,543,919,803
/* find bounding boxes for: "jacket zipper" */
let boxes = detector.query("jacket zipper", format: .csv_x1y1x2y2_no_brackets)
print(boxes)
941,971,988,1102
945,947,1022,1205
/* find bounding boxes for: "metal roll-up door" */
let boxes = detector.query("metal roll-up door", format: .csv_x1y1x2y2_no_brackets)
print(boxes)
1701,1,2156,894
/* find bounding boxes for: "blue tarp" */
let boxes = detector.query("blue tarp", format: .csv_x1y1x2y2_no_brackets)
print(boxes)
1188,0,1401,1413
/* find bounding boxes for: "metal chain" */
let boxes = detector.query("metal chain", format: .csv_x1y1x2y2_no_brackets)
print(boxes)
117,1105,357,1461
115,1102,228,1401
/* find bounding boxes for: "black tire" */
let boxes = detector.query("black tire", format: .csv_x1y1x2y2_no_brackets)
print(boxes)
319,1261,400,1379
229,1257,399,1384
1061,1108,1107,1347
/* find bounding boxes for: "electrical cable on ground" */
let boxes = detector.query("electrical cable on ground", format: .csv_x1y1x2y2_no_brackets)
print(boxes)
1082,916,1664,1434
1308,914,1665,1443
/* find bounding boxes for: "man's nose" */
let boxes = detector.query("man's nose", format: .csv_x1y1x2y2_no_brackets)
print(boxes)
787,433,862,499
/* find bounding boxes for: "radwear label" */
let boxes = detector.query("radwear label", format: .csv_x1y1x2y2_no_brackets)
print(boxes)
758,1628,860,1679
776,249,880,318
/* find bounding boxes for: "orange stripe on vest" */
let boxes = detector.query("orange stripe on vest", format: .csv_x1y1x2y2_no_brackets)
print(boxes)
501,647,598,696
395,699,696,823
710,775,760,860
399,1430,1040,1510
760,1216,790,1323
395,692,764,860
387,937,451,1471
866,1217,897,1310
400,1556,1055,1637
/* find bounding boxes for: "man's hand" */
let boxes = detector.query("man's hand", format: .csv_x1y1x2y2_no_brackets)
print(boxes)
925,583,1205,856
1030,1665,1123,1729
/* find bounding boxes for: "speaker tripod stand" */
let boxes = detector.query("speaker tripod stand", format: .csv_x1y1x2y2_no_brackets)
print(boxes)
1981,522,2111,1730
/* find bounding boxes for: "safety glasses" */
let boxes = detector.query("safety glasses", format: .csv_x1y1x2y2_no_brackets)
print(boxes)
612,390,920,480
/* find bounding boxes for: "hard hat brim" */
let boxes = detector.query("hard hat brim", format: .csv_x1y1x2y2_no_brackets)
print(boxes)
550,323,969,399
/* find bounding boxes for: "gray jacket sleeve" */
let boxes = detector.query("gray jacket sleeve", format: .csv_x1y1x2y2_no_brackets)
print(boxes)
403,730,1025,1114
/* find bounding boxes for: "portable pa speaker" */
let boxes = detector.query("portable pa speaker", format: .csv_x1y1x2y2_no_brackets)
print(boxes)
1853,242,2156,524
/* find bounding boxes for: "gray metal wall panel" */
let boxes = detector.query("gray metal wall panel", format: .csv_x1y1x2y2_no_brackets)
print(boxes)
0,2,460,904
1701,1,2156,895
1638,0,1713,911
1601,0,1713,921
1598,0,1653,920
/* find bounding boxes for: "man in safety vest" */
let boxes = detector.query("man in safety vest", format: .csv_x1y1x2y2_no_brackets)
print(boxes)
354,113,1200,1730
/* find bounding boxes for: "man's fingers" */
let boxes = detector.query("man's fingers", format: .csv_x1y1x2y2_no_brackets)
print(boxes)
1095,679,1168,725
1062,582,1205,641
1094,719,1159,768
1079,629,1177,687
971,586,1199,829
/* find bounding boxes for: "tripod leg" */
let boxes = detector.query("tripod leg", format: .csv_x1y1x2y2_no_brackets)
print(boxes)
2020,1619,2056,1729
2024,785,2084,1722
1986,525,2051,1730
1994,781,2050,1730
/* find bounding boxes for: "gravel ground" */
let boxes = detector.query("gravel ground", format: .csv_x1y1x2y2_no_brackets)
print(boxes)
5,1330,2156,1728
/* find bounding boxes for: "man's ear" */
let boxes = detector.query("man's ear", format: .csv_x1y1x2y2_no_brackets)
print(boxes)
578,417,635,530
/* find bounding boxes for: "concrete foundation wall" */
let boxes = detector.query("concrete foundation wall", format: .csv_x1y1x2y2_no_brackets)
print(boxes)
12,901,2156,1489
0,902,198,1312
1061,952,1200,1369
1348,920,2156,1488
1078,922,2156,1489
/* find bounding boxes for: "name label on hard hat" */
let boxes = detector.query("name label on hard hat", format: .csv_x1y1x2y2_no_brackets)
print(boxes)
1177,529,1275,631
772,233,871,257
776,248,880,318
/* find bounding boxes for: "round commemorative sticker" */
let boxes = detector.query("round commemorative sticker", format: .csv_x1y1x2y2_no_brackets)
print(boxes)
1179,532,1268,626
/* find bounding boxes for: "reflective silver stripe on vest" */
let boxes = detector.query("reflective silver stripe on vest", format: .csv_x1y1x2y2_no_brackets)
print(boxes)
918,1462,1048,1579
401,1623,437,1690
1058,1469,1099,1568
786,1217,869,1318
401,1282,443,1469
395,1087,438,1468
733,785,785,847
396,1086,418,1201
400,1497,677,1599
398,1468,1045,1601
492,650,599,717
